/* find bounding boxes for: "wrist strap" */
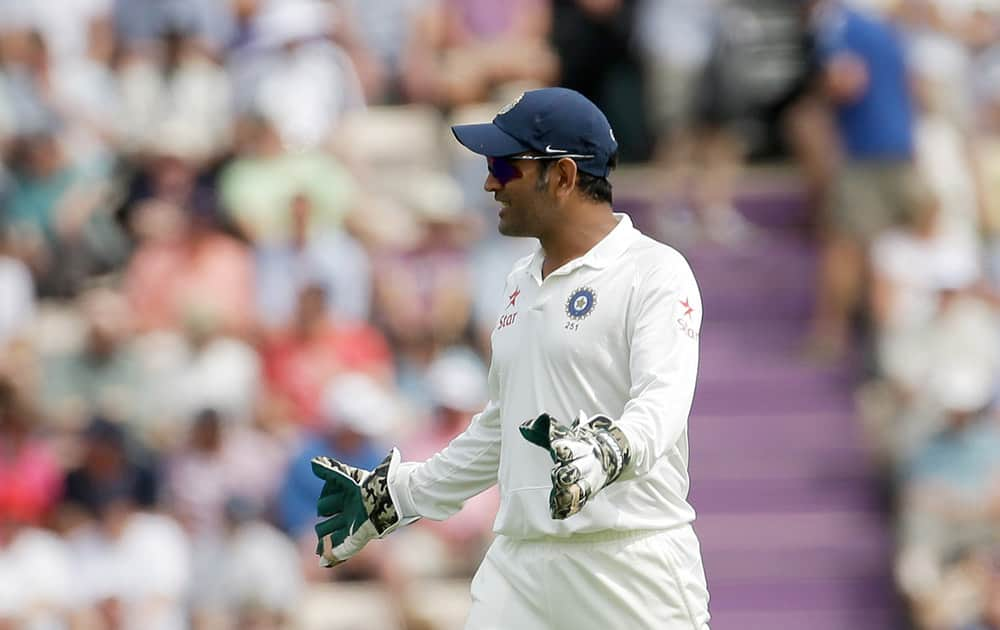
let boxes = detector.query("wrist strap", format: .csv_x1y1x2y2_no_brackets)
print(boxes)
587,417,632,485
361,449,402,535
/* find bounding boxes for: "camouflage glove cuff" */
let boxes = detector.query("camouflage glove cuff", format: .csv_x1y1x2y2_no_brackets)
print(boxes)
311,448,404,567
519,412,632,520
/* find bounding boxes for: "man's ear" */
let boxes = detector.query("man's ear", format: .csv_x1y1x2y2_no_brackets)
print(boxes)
552,157,579,199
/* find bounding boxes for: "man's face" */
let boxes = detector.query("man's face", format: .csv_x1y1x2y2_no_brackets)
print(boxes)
484,156,555,238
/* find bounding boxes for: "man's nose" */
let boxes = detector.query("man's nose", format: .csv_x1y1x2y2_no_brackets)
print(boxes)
484,173,502,193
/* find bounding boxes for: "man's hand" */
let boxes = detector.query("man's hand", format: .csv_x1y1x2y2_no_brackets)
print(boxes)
519,411,631,519
310,449,405,567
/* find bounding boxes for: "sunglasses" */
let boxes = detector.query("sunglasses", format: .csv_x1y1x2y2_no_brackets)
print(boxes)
486,153,596,186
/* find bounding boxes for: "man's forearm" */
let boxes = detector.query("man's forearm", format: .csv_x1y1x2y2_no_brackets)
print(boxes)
391,400,502,521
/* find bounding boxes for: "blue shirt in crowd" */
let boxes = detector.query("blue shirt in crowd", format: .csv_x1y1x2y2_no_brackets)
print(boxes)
816,4,915,160
277,432,383,536
904,417,1000,499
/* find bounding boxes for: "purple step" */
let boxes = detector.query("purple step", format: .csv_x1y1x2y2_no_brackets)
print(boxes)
709,608,900,630
695,510,891,551
699,290,816,321
691,477,883,513
702,547,891,581
691,414,866,452
657,183,904,628
708,577,896,611
691,389,857,416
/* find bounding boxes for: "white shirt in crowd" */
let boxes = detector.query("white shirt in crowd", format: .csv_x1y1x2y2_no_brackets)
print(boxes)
0,527,75,628
391,213,704,538
70,512,192,630
0,255,35,348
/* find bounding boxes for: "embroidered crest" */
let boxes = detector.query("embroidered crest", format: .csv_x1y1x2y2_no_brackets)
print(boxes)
565,287,597,321
497,92,524,116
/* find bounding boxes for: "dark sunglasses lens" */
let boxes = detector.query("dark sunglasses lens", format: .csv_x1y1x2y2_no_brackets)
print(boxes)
487,156,520,185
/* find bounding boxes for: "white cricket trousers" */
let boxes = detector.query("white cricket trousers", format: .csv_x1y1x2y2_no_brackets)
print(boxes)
464,524,710,630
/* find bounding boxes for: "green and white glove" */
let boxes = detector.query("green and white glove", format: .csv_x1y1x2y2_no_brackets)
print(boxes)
310,449,407,567
519,411,632,520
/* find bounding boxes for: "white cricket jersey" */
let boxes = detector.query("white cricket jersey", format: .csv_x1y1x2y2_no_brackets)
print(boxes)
391,213,703,538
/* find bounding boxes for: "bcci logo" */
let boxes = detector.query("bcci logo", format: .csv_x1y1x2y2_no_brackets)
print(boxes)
565,287,597,321
497,92,524,116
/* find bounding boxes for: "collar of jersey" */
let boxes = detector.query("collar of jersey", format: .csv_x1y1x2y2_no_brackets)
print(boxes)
528,212,638,282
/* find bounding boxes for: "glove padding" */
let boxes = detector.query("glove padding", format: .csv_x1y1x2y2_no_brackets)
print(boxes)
519,411,631,519
311,448,404,567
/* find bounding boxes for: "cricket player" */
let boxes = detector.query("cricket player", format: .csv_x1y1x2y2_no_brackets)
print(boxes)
312,87,710,629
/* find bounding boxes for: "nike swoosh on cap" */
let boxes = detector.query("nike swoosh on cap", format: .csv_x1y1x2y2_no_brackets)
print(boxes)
544,145,568,154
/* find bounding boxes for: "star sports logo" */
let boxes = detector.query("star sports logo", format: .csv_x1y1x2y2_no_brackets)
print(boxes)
680,297,694,318
677,296,699,339
497,286,520,330
507,287,520,310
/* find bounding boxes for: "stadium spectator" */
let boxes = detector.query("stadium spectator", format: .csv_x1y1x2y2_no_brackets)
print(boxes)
633,0,754,245
894,297,1000,593
193,496,304,630
112,0,233,54
0,377,62,527
124,198,254,336
0,238,35,352
165,408,231,540
337,0,425,103
143,319,261,443
219,113,360,245
5,131,125,297
164,409,295,630
635,0,716,163
0,29,63,139
972,50,1000,285
164,405,289,538
550,0,650,161
262,283,393,428
403,0,556,106
868,186,979,383
217,400,293,511
371,171,476,404
38,287,143,430
0,22,120,175
0,520,75,629
254,193,373,328
804,0,920,361
228,0,364,150
968,551,1000,630
116,27,232,162
66,482,192,630
0,0,114,69
62,417,159,519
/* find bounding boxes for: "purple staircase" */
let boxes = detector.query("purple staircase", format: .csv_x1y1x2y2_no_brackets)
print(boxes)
625,186,903,630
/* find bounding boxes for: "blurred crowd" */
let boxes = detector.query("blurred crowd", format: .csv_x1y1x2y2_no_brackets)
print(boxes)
794,2,1000,629
2,0,1000,629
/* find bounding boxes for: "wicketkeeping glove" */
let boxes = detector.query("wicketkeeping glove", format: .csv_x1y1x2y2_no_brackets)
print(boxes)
310,448,408,567
519,411,632,520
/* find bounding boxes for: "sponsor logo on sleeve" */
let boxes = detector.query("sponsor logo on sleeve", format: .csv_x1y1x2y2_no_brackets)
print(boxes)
677,296,699,338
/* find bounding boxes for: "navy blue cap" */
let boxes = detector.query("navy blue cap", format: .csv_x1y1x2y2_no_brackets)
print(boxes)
451,88,618,178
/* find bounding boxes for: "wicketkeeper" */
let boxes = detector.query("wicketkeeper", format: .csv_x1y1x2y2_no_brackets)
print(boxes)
312,88,710,629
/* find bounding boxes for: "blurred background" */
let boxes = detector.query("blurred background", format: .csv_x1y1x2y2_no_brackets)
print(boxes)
1,0,1000,628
